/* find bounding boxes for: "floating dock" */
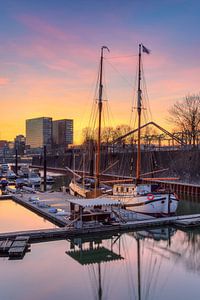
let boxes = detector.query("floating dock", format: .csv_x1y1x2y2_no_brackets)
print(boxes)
0,214,200,243
1,191,200,244
0,236,30,259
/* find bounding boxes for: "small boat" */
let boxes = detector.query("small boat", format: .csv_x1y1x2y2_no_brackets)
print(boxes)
0,178,8,188
26,172,41,186
42,175,55,184
18,164,29,178
6,170,17,180
32,168,40,176
1,164,9,173
15,178,27,188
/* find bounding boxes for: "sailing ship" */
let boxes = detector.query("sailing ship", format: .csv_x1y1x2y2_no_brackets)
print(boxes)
70,43,179,216
111,43,179,216
69,46,110,198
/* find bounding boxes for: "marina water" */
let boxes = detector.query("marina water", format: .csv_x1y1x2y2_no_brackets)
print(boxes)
0,174,200,300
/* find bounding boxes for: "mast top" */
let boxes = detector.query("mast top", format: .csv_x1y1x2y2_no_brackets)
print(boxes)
101,45,110,52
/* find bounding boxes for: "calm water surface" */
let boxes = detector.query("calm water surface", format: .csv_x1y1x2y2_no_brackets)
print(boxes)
0,200,57,233
0,229,200,300
1,175,200,299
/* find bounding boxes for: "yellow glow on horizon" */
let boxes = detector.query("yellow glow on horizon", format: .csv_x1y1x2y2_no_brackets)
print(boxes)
0,91,174,144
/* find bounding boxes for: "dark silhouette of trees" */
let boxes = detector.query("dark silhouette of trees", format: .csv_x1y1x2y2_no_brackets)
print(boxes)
82,124,132,145
168,94,200,146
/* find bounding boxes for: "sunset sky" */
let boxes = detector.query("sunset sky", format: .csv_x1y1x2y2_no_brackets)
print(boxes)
1,0,200,143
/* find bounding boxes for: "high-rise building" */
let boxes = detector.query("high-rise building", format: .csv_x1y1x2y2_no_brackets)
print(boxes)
14,135,26,154
26,117,52,149
53,119,73,149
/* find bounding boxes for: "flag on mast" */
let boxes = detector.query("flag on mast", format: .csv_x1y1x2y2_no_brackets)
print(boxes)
142,44,150,54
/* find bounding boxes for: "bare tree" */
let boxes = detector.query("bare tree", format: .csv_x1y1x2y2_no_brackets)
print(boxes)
101,127,115,144
168,94,200,146
113,124,132,143
82,127,95,145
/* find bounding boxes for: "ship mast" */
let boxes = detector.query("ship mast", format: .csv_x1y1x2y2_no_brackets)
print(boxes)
96,46,109,187
136,44,142,182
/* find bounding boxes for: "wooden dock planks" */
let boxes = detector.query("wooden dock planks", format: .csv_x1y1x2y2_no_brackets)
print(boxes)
0,240,13,252
0,236,30,259
9,236,30,258
8,247,26,258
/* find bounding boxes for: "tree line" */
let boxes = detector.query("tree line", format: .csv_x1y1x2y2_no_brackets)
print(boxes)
82,94,200,146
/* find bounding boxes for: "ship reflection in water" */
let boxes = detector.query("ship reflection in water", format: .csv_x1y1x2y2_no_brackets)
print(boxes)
1,227,200,300
65,227,199,300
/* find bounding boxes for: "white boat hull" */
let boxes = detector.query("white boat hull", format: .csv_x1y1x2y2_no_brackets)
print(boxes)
112,193,179,216
112,183,179,216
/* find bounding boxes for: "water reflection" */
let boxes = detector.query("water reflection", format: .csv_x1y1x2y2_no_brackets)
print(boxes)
170,228,200,274
66,234,124,300
65,228,178,300
0,200,57,233
1,227,200,299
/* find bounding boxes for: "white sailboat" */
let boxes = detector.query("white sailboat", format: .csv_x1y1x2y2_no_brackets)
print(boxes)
112,44,179,216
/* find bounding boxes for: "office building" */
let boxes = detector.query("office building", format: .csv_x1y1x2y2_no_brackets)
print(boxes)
26,117,52,149
53,119,73,150
14,135,26,155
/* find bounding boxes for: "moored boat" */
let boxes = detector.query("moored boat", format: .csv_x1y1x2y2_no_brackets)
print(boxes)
111,44,179,216
26,172,41,186
41,175,55,184
6,170,17,180
112,183,178,216
1,163,9,174
0,178,8,188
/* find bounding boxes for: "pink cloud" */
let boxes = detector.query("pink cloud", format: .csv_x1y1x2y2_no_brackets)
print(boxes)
5,36,98,79
15,14,97,62
16,14,72,41
0,77,9,85
44,59,78,72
